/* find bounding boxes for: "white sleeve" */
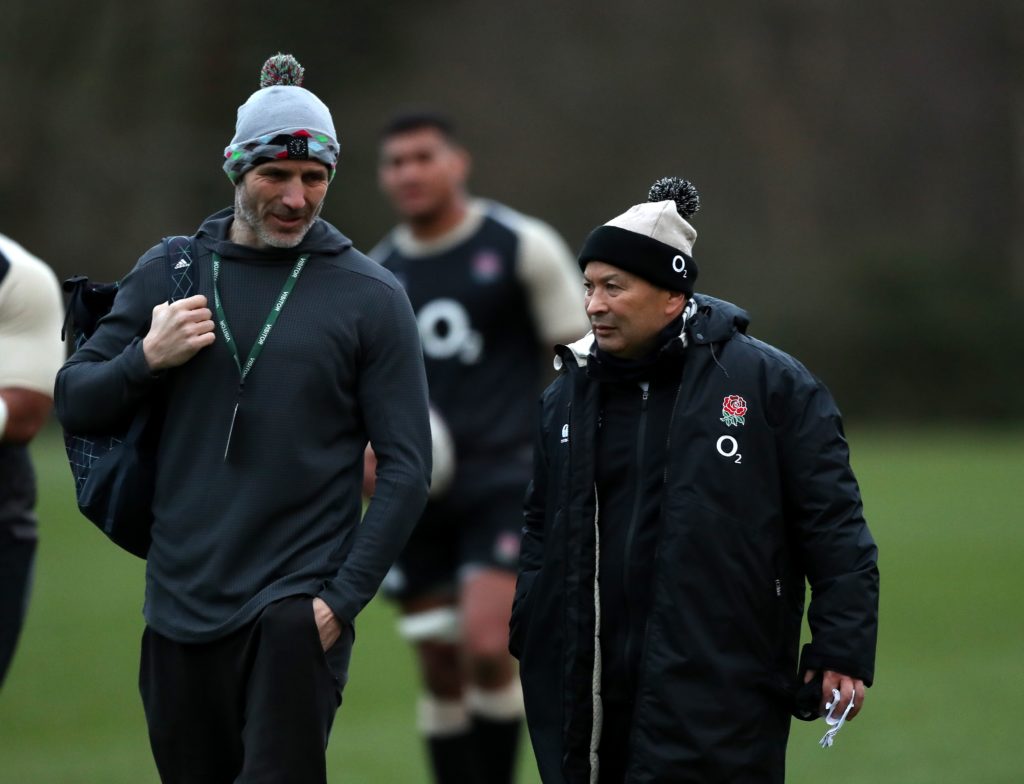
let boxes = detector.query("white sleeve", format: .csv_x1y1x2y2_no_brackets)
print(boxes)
515,218,590,345
0,236,66,398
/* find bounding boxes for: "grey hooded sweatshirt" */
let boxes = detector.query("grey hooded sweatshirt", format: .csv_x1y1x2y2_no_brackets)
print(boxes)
55,208,431,643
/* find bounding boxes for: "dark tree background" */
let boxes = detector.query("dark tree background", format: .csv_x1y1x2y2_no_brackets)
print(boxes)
3,0,1021,421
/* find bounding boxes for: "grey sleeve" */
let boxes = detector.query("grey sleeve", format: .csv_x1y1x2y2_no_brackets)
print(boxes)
54,249,166,433
318,284,431,625
515,217,590,345
0,242,65,396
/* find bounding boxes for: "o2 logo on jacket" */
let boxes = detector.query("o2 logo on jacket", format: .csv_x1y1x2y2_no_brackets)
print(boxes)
417,298,483,364
716,435,742,464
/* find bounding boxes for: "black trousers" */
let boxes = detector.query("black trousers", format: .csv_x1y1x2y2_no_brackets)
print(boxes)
140,595,354,784
0,526,36,688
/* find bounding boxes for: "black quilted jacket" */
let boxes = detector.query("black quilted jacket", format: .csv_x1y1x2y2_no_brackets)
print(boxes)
511,295,879,783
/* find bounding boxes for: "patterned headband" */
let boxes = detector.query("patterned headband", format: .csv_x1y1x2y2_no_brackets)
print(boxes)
224,128,339,184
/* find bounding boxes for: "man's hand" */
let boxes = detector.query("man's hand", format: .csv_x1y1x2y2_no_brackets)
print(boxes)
312,597,342,652
0,388,52,443
804,669,865,719
142,295,216,371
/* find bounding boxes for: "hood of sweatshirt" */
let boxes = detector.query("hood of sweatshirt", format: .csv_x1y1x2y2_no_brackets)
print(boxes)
194,207,353,262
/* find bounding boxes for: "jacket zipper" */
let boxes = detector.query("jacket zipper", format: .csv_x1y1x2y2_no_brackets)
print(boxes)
590,485,602,782
620,383,649,691
625,376,685,773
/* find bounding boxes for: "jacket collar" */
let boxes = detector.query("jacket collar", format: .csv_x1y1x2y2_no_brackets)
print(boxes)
554,293,750,372
686,294,750,346
554,333,595,371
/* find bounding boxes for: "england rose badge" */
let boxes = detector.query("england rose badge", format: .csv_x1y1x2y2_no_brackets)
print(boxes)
720,394,747,427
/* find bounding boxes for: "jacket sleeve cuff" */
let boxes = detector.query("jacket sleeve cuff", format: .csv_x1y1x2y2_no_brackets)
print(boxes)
800,643,875,687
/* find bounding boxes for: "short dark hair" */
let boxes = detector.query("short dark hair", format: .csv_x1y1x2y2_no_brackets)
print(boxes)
379,111,458,142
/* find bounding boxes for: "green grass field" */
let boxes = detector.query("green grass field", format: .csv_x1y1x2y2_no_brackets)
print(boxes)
1,426,1021,783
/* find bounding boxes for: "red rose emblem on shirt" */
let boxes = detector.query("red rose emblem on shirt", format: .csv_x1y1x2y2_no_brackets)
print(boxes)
723,395,747,417
720,394,747,426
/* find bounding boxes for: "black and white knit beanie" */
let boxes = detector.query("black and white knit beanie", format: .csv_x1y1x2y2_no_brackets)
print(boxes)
578,177,701,295
223,54,340,184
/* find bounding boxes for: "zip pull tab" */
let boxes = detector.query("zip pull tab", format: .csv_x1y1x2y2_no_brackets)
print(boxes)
224,403,239,461
223,381,245,461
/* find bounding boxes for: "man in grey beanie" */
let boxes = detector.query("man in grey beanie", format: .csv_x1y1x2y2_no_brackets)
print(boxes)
511,178,879,782
55,54,431,783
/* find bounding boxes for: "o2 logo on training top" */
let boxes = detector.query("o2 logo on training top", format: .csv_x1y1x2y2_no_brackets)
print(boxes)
417,298,483,364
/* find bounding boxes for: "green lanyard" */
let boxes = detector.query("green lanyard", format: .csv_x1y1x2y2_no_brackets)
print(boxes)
212,252,309,458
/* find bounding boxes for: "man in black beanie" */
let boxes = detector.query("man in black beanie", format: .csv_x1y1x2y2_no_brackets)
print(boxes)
511,178,879,783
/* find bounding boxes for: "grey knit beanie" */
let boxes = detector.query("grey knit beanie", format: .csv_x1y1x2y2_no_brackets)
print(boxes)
578,177,701,295
223,54,340,184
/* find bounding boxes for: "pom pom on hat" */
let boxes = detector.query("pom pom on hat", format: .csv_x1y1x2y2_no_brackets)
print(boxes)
223,53,339,184
578,177,702,295
648,176,700,219
260,53,305,88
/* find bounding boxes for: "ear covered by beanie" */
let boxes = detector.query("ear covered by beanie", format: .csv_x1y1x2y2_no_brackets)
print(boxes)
578,177,701,295
223,54,340,185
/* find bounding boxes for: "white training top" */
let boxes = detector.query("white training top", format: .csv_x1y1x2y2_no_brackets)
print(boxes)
0,233,65,397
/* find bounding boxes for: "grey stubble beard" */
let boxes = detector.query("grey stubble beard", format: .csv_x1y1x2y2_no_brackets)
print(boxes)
233,186,325,249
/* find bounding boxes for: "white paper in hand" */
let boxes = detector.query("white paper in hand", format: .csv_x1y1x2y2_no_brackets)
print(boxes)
819,688,855,748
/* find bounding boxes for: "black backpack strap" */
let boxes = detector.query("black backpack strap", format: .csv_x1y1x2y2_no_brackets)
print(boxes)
60,275,119,346
60,275,89,342
61,237,194,345
162,235,196,303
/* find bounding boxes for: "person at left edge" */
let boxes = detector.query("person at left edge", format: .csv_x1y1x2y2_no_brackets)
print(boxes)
54,54,431,783
0,233,64,689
